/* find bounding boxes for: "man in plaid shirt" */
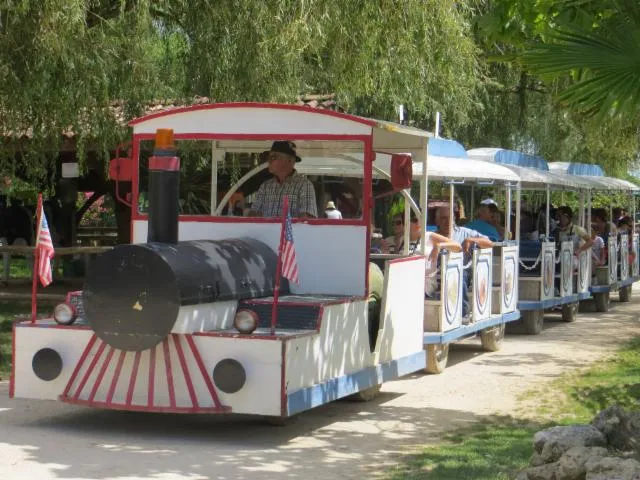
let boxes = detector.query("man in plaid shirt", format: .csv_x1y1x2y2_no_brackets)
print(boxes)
249,141,318,218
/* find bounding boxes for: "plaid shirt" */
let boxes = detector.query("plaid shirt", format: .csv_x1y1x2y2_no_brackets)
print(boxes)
252,171,318,218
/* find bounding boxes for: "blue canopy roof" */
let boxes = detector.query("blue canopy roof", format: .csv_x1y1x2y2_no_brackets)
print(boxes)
428,138,468,159
493,149,549,171
551,162,604,177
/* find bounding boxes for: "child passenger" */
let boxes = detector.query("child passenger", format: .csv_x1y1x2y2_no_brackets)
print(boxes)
591,225,605,267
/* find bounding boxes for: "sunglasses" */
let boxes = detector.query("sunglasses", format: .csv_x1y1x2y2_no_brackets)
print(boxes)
393,220,403,226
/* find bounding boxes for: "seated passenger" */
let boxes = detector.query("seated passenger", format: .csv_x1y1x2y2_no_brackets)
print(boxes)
382,212,422,254
591,225,605,268
555,206,593,256
248,141,317,218
465,203,502,241
435,204,493,254
324,201,343,219
617,216,636,265
592,208,617,244
434,204,493,320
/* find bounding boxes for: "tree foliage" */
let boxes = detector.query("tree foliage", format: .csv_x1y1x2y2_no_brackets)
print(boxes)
0,0,637,188
519,0,640,119
462,0,640,177
0,0,482,186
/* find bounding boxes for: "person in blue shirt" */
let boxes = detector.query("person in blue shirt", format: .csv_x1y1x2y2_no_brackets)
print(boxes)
465,202,502,241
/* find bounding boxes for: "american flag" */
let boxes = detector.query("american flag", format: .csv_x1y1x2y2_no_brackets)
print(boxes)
35,202,55,287
281,201,299,285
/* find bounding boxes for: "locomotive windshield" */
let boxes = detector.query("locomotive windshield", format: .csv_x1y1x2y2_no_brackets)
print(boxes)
136,138,367,221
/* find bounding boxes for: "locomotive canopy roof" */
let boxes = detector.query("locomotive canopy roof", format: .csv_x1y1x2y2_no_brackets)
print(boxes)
129,102,432,154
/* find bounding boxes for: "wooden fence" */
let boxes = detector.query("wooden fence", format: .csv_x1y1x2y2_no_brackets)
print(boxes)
0,245,112,284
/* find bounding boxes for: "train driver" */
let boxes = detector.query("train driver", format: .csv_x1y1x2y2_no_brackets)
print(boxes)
248,141,318,218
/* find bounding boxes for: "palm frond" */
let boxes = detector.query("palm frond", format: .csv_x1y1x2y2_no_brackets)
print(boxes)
519,0,640,118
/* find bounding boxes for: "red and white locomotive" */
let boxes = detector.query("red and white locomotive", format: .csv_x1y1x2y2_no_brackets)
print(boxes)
11,104,429,417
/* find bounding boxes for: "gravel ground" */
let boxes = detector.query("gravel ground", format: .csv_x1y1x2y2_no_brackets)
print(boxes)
0,296,638,480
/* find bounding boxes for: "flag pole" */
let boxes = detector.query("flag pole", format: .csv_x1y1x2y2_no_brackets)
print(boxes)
31,193,43,323
270,196,289,335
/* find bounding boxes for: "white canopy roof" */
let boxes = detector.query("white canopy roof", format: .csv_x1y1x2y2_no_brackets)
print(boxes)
549,162,639,192
467,148,595,190
295,151,520,183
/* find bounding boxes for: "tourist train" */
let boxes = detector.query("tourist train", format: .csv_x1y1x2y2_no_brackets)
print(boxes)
10,103,640,418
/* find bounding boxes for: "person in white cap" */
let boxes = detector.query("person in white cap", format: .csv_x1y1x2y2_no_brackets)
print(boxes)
324,200,342,219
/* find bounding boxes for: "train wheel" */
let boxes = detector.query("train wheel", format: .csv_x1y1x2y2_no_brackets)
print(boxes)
594,292,610,312
348,384,382,402
619,285,632,303
480,323,505,352
424,344,449,374
561,302,579,322
523,310,544,335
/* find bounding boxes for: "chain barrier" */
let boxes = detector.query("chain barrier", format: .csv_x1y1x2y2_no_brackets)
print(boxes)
519,254,541,271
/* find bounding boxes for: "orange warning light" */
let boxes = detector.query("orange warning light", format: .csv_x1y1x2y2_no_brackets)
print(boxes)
154,129,175,150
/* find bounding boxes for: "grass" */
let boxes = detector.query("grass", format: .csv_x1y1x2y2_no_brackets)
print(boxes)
0,257,73,280
0,301,31,380
0,257,32,279
388,419,538,480
387,336,640,479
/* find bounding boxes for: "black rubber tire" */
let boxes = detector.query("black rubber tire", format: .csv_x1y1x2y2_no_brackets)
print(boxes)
561,302,578,322
348,384,382,402
594,292,610,312
367,263,385,351
424,344,449,374
480,323,505,352
523,310,544,335
619,285,632,303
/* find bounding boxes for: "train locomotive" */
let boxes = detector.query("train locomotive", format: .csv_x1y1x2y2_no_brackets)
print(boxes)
10,120,427,418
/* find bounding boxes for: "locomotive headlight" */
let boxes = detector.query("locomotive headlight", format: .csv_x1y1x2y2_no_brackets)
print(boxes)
234,309,258,334
53,302,77,325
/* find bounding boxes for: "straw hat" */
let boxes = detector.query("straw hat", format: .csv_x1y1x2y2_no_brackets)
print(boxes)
326,201,336,210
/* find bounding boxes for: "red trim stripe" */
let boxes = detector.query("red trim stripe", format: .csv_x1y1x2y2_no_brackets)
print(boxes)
88,347,115,402
9,321,16,398
172,335,198,408
125,351,142,406
163,338,176,408
149,156,180,171
73,339,107,399
185,335,224,409
62,334,98,398
280,341,287,416
106,350,127,405
148,346,156,407
61,397,230,414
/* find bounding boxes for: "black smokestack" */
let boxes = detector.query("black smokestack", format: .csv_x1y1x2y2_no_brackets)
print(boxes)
147,129,180,244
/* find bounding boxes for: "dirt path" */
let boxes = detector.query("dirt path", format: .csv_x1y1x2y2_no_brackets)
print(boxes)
0,297,639,480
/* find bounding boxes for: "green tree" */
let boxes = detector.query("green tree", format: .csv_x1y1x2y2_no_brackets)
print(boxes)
0,0,483,185
461,0,639,176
